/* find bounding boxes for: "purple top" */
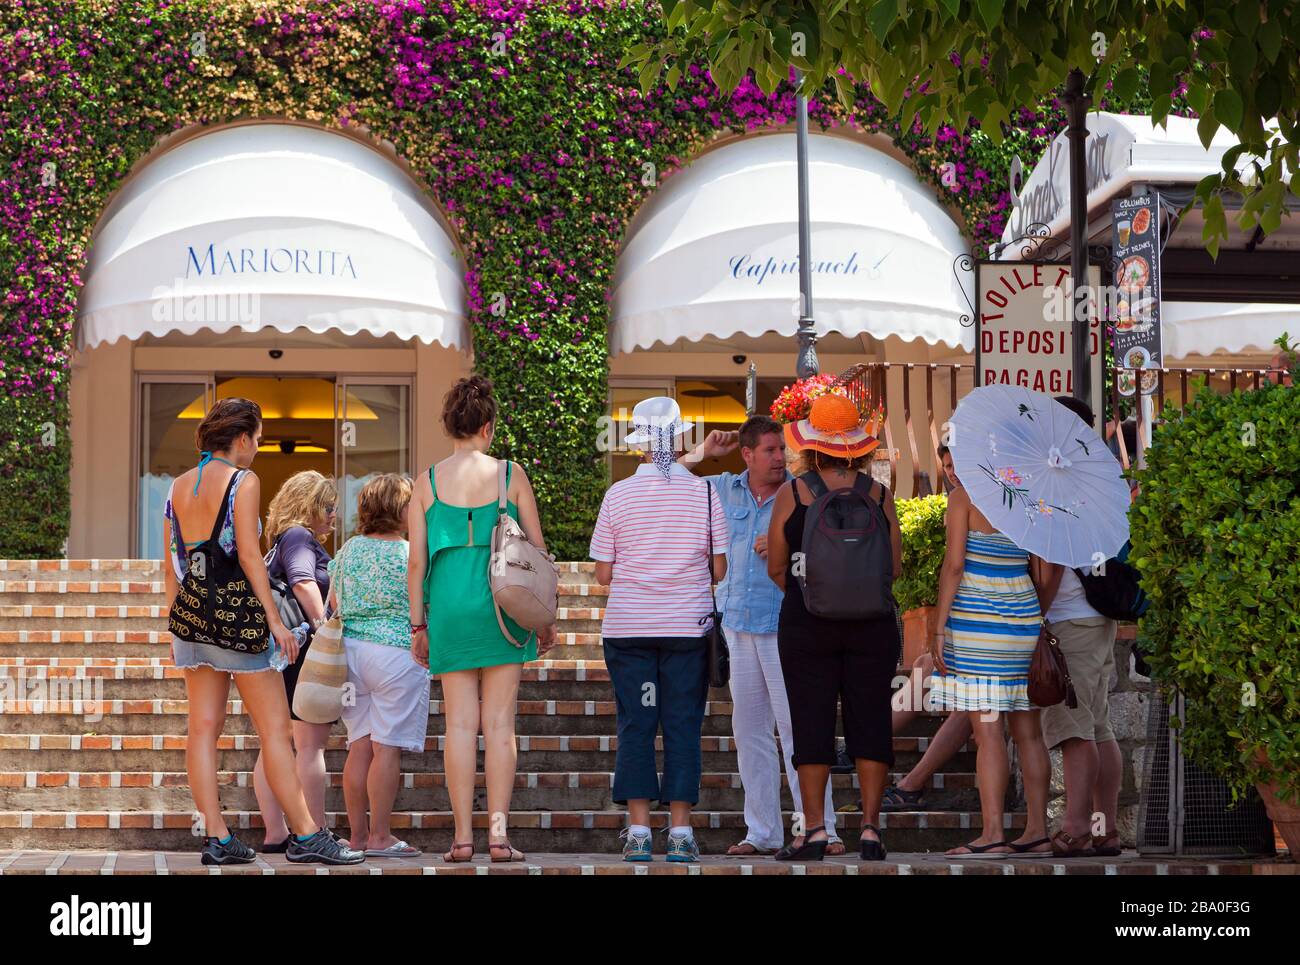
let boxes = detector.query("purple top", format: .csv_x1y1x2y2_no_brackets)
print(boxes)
269,525,332,601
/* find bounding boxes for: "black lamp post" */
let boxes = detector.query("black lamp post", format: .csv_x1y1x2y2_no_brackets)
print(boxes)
794,70,819,379
1063,68,1093,409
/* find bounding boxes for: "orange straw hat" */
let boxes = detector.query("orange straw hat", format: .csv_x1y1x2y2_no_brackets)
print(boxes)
785,393,881,460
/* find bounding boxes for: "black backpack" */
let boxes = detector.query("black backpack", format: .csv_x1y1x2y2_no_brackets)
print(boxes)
796,472,894,620
1072,541,1149,623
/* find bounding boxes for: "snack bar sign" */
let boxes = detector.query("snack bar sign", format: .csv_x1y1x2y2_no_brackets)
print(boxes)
1110,194,1164,370
976,262,1104,418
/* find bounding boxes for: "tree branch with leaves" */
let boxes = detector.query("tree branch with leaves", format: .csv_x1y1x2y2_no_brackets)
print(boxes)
622,1,1300,257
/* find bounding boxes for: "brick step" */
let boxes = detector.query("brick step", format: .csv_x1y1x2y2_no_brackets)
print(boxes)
0,659,614,676
0,697,943,738
0,561,601,583
0,666,622,702
0,849,1269,875
0,609,608,637
0,561,163,577
0,666,933,706
0,809,1027,853
6,560,598,579
0,606,170,632
0,582,608,609
0,634,606,660
0,656,610,673
0,581,167,604
0,700,746,737
0,733,975,774
0,770,981,812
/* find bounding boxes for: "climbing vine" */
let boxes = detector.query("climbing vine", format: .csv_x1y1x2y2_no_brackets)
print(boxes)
0,0,1190,557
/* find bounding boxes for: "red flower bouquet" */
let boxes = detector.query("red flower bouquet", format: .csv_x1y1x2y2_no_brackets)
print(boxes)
769,373,848,423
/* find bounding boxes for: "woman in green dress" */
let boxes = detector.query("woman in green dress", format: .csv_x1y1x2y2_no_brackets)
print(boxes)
407,375,556,863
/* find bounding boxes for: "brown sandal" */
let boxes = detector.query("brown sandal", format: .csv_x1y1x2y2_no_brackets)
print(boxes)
443,841,475,863
488,840,525,863
1091,831,1122,857
1051,829,1096,857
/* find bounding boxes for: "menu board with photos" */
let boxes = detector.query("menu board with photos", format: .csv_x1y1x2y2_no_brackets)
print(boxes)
1111,193,1164,375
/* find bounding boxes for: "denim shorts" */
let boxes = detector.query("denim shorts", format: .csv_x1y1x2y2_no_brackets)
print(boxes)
170,634,277,674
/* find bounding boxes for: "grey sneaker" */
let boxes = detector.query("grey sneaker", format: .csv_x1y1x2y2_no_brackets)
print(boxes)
286,828,365,865
665,829,700,863
200,833,255,865
620,827,653,862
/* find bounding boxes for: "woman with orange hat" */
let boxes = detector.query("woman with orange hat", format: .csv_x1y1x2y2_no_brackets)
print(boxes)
766,393,902,862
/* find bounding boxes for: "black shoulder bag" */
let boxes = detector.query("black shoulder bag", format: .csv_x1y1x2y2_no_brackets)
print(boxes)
699,481,730,688
168,472,269,653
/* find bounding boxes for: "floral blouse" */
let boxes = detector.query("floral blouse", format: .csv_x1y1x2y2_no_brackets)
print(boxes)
327,535,411,650
164,471,260,582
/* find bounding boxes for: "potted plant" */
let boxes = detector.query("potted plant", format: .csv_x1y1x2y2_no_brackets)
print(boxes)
894,494,948,669
1129,336,1300,855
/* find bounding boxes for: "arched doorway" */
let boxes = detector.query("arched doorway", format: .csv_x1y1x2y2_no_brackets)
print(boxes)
71,121,472,557
606,129,975,487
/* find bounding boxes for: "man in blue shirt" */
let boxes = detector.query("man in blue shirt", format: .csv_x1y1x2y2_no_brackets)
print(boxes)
679,416,841,855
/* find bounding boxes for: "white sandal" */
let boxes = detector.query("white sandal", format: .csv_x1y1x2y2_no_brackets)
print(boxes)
364,839,422,857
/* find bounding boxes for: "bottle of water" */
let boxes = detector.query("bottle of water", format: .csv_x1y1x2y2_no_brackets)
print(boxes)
268,635,289,672
268,640,289,672
268,622,310,672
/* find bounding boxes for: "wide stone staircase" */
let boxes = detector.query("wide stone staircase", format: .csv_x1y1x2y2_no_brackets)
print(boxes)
0,559,1009,855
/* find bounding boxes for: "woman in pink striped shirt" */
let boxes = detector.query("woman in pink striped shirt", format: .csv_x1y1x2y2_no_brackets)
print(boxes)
590,397,728,863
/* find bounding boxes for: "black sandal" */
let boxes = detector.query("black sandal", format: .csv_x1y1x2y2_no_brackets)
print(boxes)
880,783,925,811
1006,836,1053,857
859,823,887,862
775,826,828,862
947,839,1012,858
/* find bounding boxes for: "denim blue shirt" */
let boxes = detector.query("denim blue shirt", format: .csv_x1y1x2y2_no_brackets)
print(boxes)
705,468,792,634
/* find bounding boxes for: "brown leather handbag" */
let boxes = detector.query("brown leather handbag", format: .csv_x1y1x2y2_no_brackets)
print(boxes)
1027,622,1078,708
488,459,559,647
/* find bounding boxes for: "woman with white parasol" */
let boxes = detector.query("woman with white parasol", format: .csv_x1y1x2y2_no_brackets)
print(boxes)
932,385,1130,858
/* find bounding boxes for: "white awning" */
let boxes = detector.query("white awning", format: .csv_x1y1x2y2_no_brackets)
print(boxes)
610,132,973,354
77,123,468,351
1162,301,1300,359
999,111,1288,250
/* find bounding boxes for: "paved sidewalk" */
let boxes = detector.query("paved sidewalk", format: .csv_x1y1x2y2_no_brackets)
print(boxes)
1,849,1294,875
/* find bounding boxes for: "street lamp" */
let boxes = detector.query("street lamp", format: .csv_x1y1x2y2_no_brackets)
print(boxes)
1063,68,1093,410
795,69,819,379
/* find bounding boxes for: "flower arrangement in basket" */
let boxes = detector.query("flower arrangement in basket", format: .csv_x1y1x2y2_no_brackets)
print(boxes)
771,372,886,441
769,373,847,423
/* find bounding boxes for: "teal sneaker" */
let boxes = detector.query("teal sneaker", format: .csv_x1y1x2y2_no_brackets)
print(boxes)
665,830,700,863
620,827,653,862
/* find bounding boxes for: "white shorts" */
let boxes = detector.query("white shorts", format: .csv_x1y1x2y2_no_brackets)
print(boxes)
340,636,431,753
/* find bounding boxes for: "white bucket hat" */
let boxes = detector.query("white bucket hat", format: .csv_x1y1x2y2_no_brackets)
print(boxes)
623,396,690,446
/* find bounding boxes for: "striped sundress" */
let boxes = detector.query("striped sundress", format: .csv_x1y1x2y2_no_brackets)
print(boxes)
929,531,1041,712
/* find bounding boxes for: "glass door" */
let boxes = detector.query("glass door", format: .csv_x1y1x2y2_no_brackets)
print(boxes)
336,379,412,548
136,375,215,559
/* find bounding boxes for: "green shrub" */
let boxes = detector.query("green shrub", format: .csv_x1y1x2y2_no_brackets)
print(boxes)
894,494,948,612
1129,366,1300,804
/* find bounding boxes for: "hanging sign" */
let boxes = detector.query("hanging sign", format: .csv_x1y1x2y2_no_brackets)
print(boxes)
1110,193,1164,371
975,262,1104,425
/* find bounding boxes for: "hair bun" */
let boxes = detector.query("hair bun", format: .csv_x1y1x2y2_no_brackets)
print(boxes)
442,376,498,439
